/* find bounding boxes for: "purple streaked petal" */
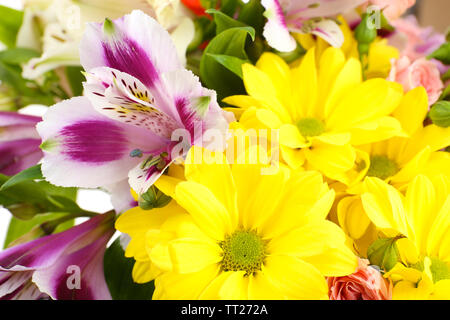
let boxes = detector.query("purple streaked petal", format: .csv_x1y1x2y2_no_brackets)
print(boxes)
0,213,112,272
128,157,174,195
37,97,167,188
310,19,345,48
0,271,33,298
162,69,229,144
84,67,180,139
261,0,297,52
80,10,181,88
0,112,41,127
32,232,113,300
0,139,42,176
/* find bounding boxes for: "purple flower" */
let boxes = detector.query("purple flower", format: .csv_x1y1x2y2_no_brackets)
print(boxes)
0,212,115,300
37,10,230,196
0,112,42,176
259,0,366,52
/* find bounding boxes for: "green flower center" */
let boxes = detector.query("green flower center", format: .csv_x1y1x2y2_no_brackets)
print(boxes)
412,257,450,283
296,118,325,138
219,230,267,276
366,155,399,180
429,257,450,283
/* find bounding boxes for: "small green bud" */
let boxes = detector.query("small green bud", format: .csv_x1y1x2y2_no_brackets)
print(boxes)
367,236,403,271
429,101,450,128
139,186,171,210
6,203,40,220
354,14,377,45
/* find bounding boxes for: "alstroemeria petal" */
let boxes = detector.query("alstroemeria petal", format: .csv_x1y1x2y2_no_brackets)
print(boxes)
32,232,113,300
261,0,297,52
162,69,229,147
80,10,181,88
84,67,180,139
0,139,42,176
37,97,166,188
310,19,344,48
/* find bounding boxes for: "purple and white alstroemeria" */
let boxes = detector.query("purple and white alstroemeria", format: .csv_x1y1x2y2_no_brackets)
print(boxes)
0,112,42,176
0,212,114,300
258,0,367,52
37,10,230,196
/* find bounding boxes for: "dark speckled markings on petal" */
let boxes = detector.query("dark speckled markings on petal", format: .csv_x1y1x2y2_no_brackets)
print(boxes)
102,36,159,88
59,120,128,163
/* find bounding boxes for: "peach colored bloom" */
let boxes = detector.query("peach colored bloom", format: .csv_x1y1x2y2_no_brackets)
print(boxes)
389,56,444,105
369,0,415,21
328,259,392,300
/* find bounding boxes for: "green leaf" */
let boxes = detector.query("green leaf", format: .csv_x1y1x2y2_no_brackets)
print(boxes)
206,9,251,37
428,42,450,65
200,27,254,100
0,5,23,48
66,66,85,96
104,239,155,300
0,48,40,65
4,213,75,248
237,0,265,35
220,0,239,16
367,237,401,271
0,164,43,191
207,53,249,78
0,173,79,220
429,101,450,127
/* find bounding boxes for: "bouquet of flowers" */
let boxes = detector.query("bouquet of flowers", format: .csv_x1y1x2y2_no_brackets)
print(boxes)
0,0,449,301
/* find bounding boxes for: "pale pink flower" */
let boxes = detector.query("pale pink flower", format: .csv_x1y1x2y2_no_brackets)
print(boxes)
369,0,415,21
389,56,444,105
328,259,392,300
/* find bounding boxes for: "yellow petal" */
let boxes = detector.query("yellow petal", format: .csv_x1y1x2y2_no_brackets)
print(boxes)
305,142,356,181
405,175,437,253
327,79,402,131
393,86,428,136
155,264,220,299
199,271,247,299
280,146,305,170
323,57,362,119
263,255,329,299
267,220,347,258
242,63,291,122
291,48,318,119
361,177,408,234
169,238,222,274
174,181,232,240
185,146,238,228
248,271,284,299
222,95,264,109
337,196,371,240
132,260,161,284
279,124,310,148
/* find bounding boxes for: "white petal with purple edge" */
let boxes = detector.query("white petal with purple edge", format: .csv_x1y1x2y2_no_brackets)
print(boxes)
311,19,345,48
128,158,174,195
261,0,297,52
80,10,181,89
37,97,167,188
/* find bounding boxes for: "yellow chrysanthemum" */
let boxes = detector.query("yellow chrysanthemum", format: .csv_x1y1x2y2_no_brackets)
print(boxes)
116,146,357,299
225,46,405,185
332,86,450,256
360,174,450,300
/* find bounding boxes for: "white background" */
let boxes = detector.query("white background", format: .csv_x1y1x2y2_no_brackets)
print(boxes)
0,0,115,246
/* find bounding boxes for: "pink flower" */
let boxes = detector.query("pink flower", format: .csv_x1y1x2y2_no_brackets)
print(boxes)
389,56,444,105
390,16,446,62
328,259,392,300
369,0,415,21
